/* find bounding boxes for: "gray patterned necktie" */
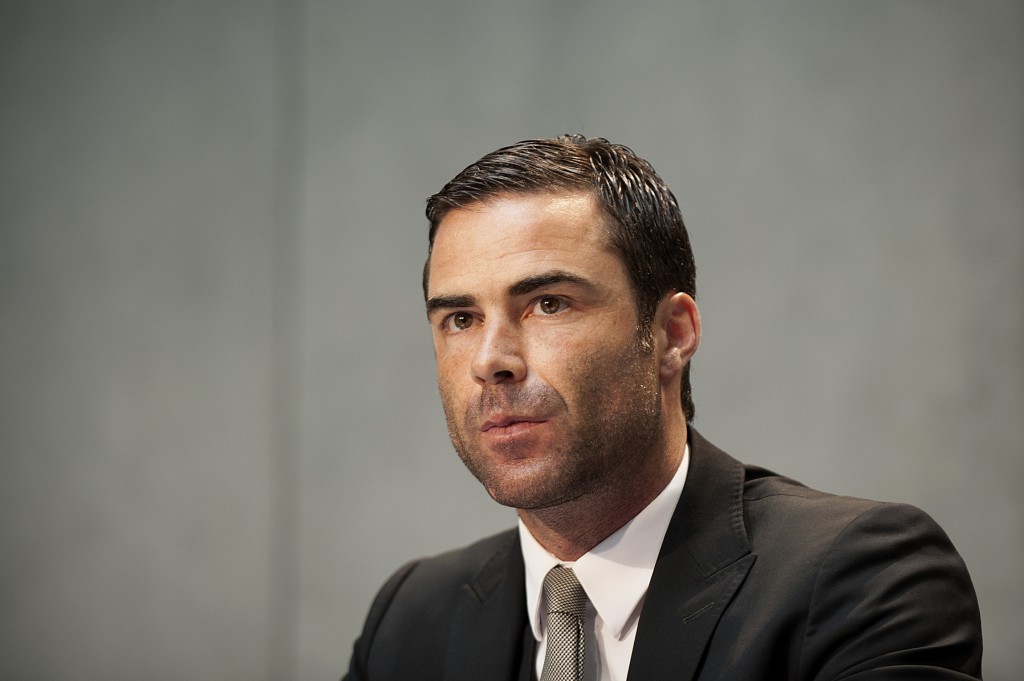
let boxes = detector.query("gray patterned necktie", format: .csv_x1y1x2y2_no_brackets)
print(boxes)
540,566,587,681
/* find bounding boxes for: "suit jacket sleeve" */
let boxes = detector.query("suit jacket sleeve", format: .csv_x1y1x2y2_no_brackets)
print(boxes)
799,502,982,680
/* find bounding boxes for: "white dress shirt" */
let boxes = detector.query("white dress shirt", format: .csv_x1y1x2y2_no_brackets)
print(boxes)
519,445,690,681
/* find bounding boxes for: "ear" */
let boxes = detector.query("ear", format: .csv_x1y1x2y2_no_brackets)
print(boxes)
655,292,701,383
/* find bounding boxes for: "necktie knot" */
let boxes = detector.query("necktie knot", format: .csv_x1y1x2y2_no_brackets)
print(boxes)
540,566,587,681
543,566,587,617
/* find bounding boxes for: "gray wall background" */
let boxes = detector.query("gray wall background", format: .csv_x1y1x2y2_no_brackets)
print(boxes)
1,1,1021,679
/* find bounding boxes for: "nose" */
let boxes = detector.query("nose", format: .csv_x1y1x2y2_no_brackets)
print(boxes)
471,319,526,385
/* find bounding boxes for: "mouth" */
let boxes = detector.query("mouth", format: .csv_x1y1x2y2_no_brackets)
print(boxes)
480,416,547,433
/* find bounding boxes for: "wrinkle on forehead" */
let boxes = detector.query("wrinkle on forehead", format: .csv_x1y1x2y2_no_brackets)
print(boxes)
429,193,617,288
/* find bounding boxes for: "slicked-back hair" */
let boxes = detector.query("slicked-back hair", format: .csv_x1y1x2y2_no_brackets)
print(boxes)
424,134,697,422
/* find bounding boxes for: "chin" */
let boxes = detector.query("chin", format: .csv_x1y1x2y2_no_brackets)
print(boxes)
481,464,584,510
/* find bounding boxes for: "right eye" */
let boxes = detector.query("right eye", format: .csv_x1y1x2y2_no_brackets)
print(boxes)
445,311,475,332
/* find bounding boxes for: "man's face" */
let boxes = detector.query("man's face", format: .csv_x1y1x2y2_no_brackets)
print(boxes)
425,192,666,510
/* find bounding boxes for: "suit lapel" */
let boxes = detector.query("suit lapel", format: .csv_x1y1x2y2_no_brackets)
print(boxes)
440,430,754,681
627,429,756,681
444,533,531,681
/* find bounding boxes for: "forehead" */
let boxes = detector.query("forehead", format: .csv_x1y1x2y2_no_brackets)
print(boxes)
427,192,623,297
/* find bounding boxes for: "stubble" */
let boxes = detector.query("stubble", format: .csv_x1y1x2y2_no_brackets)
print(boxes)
439,335,663,511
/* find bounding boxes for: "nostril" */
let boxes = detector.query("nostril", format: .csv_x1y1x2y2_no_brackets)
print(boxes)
494,369,514,380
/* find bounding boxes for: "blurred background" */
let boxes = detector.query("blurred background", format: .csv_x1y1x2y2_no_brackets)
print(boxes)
1,1,1021,679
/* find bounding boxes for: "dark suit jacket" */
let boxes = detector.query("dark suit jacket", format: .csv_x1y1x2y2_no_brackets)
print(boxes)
344,429,982,680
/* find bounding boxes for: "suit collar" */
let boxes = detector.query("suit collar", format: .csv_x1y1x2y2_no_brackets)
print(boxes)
444,429,754,681
667,427,751,573
626,427,756,681
445,532,531,681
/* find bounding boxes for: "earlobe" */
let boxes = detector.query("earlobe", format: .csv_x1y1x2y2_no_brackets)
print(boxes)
657,292,701,380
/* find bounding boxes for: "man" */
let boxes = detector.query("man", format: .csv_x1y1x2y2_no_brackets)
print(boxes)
343,135,982,680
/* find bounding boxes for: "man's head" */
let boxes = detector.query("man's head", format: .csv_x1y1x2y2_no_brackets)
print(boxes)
424,135,697,421
422,136,700,537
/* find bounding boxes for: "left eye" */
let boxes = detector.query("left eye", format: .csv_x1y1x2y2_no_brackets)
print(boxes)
535,296,564,315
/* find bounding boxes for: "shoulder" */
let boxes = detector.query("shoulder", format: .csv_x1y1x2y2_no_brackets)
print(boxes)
729,462,982,677
737,460,974,602
344,529,521,680
358,531,519,635
681,429,982,677
389,528,521,603
370,527,519,616
739,463,964,570
741,466,886,548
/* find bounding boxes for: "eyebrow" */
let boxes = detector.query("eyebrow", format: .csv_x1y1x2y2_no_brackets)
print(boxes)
425,270,594,317
425,294,476,317
506,270,592,297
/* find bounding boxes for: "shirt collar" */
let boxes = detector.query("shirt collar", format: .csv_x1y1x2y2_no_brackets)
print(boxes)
519,444,689,641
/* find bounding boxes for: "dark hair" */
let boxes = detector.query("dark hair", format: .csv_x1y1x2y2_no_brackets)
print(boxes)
425,134,697,422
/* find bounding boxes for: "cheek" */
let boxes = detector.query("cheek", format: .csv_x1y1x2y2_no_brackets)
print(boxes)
434,354,463,406
534,333,638,394
580,336,657,398
436,359,464,397
436,374,469,435
434,340,470,381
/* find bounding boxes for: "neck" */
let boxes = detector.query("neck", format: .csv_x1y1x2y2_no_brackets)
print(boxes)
517,420,687,561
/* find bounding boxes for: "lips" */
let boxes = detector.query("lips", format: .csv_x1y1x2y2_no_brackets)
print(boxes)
480,415,546,432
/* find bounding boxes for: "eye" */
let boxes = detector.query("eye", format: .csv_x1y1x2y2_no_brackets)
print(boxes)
535,296,565,315
445,311,475,332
